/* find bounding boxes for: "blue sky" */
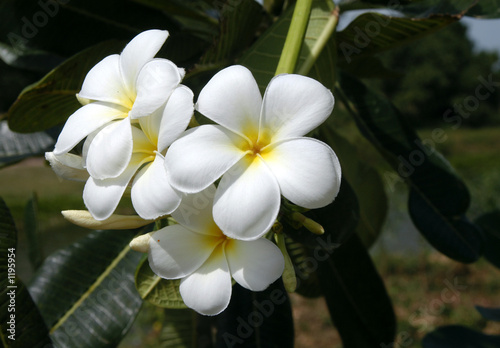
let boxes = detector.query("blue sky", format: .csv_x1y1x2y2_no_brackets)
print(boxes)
462,17,500,56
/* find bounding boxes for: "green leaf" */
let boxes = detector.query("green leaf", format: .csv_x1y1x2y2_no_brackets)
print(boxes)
7,40,125,133
475,210,500,269
0,197,52,347
317,233,396,347
158,308,198,347
475,305,500,322
135,255,187,309
0,121,54,168
28,229,144,348
215,281,294,347
338,72,482,263
336,13,460,63
423,325,500,347
319,126,388,248
24,193,44,271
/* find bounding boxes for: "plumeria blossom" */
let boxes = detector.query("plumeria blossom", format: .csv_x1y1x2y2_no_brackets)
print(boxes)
83,85,194,220
136,185,284,316
165,65,341,240
53,29,185,181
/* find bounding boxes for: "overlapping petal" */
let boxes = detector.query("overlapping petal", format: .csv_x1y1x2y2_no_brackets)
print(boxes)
165,125,246,193
148,225,221,279
213,157,281,240
131,154,182,220
260,74,334,141
129,59,183,119
83,154,144,220
171,185,219,236
78,55,131,107
264,137,341,209
179,245,232,316
226,238,284,291
119,29,169,97
53,102,126,155
45,152,88,182
86,117,133,179
196,65,262,138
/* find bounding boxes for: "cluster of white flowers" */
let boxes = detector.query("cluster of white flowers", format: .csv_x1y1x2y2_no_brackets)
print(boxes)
46,30,341,315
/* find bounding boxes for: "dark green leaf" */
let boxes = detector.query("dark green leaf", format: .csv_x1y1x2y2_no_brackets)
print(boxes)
0,197,52,347
319,126,387,248
28,229,144,348
476,305,500,322
24,193,44,271
338,72,482,263
8,40,125,133
475,210,500,269
423,325,500,347
214,280,294,347
135,255,187,309
317,233,396,347
158,308,199,348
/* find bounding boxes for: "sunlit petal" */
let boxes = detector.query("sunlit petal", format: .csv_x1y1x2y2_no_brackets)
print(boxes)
83,154,143,220
260,74,334,140
196,65,262,137
171,185,220,236
179,245,232,316
129,59,182,119
214,157,280,240
264,137,341,209
165,125,246,193
132,153,182,220
226,238,284,291
86,118,133,179
53,102,126,155
148,225,221,279
119,29,169,97
45,152,88,182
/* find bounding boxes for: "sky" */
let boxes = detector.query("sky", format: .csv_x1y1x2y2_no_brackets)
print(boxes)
462,17,500,56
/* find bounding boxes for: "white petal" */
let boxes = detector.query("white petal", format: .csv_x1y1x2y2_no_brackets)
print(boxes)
179,245,232,316
226,238,284,291
148,225,220,279
129,59,182,119
78,55,131,107
264,138,341,209
260,74,334,140
53,102,126,155
196,65,262,137
86,118,133,179
120,29,169,97
131,125,156,153
45,152,88,182
157,85,194,152
165,125,246,193
62,210,152,230
214,157,281,240
83,155,143,220
131,154,182,220
171,185,220,236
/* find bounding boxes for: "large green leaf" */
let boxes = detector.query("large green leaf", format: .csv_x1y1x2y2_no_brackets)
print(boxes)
158,308,198,347
215,281,294,347
7,40,125,133
319,126,387,248
23,193,44,271
317,233,396,347
338,72,482,263
423,325,500,347
135,256,187,309
0,198,52,347
28,229,145,348
475,210,500,269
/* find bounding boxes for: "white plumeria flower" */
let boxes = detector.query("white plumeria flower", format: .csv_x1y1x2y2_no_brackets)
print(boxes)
165,65,341,240
52,29,185,181
83,85,194,220
145,185,285,316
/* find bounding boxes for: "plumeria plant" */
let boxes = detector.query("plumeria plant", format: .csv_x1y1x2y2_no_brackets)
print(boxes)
1,0,498,347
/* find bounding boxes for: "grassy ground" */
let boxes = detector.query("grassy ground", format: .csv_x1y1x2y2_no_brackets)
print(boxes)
1,126,499,347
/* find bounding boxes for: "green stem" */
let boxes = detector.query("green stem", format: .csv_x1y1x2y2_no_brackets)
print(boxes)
275,0,313,75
